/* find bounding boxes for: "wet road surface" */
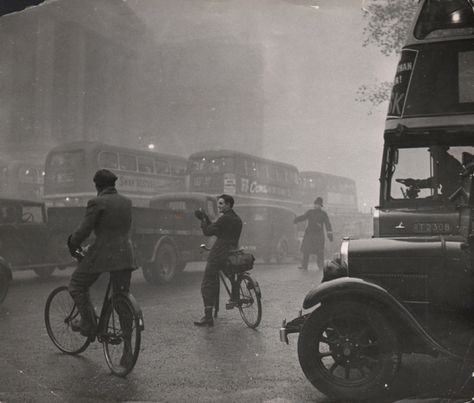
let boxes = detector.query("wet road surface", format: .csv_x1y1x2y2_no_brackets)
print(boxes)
0,262,470,403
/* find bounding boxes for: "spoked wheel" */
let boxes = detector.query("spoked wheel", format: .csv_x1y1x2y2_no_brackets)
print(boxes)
237,274,262,329
44,286,91,354
297,301,400,401
102,294,142,377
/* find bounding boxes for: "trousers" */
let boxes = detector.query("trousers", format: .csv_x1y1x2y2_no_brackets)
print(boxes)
69,268,132,331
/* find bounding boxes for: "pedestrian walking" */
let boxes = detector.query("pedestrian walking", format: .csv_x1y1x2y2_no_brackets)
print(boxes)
294,196,333,270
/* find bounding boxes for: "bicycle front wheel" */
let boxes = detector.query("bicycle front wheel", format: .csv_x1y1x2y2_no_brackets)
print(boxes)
238,274,262,329
102,294,142,377
44,286,91,354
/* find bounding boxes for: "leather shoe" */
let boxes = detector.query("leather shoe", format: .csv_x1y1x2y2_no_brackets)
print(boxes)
71,319,96,338
225,300,238,310
193,316,214,327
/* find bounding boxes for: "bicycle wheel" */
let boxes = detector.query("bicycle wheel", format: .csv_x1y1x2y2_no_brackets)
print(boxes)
237,274,262,329
102,294,142,377
44,286,91,354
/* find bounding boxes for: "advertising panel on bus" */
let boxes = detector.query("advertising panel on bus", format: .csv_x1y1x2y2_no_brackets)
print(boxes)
188,149,301,210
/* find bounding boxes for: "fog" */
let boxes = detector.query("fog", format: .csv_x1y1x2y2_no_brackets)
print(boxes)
0,0,399,210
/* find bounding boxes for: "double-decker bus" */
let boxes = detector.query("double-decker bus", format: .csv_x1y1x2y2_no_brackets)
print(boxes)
188,149,301,210
374,0,474,236
0,160,44,201
376,0,474,237
299,171,359,213
44,141,187,207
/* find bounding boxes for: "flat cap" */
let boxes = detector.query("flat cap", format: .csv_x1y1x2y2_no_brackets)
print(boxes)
93,169,117,186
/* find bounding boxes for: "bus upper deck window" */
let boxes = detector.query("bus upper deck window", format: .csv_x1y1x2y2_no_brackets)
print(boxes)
414,0,474,39
155,159,170,174
171,162,186,175
99,152,118,169
137,156,154,173
119,154,137,172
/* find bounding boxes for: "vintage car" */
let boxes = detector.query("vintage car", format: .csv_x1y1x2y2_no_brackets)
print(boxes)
280,140,474,401
0,198,69,302
280,193,474,400
237,204,299,263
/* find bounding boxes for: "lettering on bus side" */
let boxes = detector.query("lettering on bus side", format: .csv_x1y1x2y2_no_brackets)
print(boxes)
117,174,174,193
388,49,418,118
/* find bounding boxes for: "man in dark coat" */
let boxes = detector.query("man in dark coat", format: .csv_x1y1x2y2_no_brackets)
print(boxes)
194,194,242,327
68,169,136,342
294,196,333,270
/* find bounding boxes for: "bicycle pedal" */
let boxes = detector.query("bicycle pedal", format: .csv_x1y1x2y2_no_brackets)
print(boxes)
225,302,236,310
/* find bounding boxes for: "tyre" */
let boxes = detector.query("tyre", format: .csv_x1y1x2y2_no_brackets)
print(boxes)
297,301,400,401
34,267,55,279
44,286,91,354
0,268,10,304
145,243,178,284
237,274,262,329
275,240,288,264
102,294,141,377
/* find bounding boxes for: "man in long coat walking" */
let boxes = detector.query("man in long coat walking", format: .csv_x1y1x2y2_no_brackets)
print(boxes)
294,197,333,270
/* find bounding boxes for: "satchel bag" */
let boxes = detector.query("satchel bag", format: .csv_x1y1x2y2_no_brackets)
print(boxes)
226,252,255,273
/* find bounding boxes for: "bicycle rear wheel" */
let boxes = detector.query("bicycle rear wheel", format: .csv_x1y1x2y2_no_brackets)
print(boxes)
102,294,142,377
238,274,262,329
44,286,91,354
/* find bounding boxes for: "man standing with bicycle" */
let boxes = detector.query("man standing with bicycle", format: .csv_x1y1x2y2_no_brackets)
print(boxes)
194,194,242,327
67,169,136,366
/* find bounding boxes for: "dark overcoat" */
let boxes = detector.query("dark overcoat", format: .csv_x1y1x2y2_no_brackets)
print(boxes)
201,209,242,263
69,187,136,273
294,208,332,253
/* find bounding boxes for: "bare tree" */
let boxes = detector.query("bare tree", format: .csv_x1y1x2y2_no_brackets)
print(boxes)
357,0,419,108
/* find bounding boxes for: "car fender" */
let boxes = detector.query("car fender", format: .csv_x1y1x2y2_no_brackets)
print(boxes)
0,257,12,281
150,236,179,262
303,277,455,358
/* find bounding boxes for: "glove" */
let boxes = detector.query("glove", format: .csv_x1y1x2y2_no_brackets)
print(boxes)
67,235,80,257
194,209,205,220
194,209,209,222
327,233,333,242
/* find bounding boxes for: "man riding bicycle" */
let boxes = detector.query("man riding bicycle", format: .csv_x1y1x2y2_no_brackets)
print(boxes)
194,194,242,327
67,169,136,366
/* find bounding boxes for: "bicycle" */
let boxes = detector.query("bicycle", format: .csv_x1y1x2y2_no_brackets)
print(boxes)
44,247,144,377
200,244,262,329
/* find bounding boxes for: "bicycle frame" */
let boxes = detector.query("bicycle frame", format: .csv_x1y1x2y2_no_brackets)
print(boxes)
94,274,145,341
215,270,244,317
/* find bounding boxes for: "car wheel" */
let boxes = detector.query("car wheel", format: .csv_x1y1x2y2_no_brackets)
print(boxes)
143,243,178,285
297,300,400,401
